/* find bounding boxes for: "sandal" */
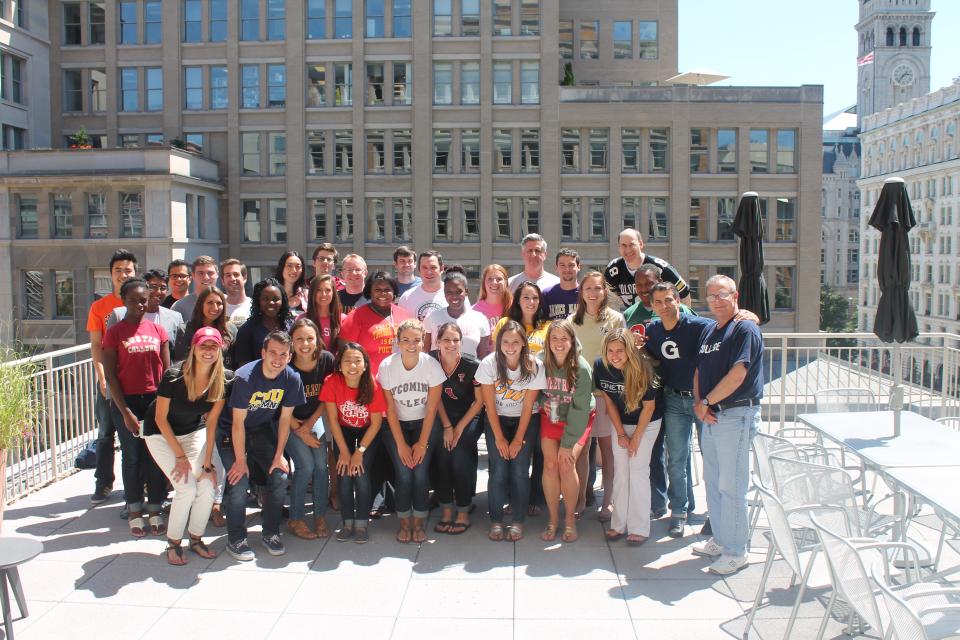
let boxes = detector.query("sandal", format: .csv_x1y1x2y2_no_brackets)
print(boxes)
506,524,524,541
448,521,471,535
606,529,625,542
434,520,453,534
540,523,558,542
128,515,147,538
488,523,505,541
411,524,427,544
210,504,227,528
189,536,217,559
626,534,648,547
148,513,166,536
396,523,412,544
166,541,187,565
561,524,578,542
315,517,330,538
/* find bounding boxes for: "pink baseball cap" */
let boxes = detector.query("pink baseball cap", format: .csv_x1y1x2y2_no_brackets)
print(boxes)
191,326,224,348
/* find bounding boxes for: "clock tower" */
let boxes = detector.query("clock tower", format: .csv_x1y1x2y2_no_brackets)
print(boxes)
855,0,933,129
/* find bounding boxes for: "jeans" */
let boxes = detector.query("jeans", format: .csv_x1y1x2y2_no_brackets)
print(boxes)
94,390,116,487
382,419,440,519
610,420,662,537
145,429,215,540
218,427,287,544
111,394,166,511
663,389,702,517
334,426,379,528
432,416,480,511
701,405,760,557
650,426,668,513
485,414,539,524
285,430,329,521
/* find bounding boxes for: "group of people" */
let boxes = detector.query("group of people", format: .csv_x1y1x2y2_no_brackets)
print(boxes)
86,228,764,575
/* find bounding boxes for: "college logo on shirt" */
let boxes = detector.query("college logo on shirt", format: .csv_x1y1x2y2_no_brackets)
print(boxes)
660,340,680,360
371,323,397,353
597,380,624,395
417,302,443,321
248,389,284,410
494,379,526,402
340,400,370,425
122,334,161,353
700,341,722,355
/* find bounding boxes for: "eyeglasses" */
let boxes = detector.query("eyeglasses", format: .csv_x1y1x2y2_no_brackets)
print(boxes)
705,291,734,303
169,273,190,280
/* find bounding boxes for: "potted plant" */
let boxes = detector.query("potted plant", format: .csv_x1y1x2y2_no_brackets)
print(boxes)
0,346,43,533
561,62,576,87
69,126,93,149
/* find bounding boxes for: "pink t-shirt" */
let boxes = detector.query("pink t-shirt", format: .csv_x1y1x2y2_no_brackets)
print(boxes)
295,312,347,350
471,299,504,333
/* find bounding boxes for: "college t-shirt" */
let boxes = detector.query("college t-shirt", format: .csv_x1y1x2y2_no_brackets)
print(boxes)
338,290,368,315
318,372,387,429
696,319,765,405
475,353,546,418
376,352,447,421
492,317,550,355
471,299,505,334
397,285,447,321
227,298,253,328
570,310,626,366
339,304,412,374
221,361,306,433
295,312,347,351
142,366,235,437
423,307,491,357
644,314,715,391
541,357,596,449
593,358,663,424
429,351,481,425
292,351,337,421
603,254,689,308
102,320,169,396
543,284,579,321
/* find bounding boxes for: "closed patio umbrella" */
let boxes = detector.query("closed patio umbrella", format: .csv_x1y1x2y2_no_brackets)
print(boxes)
732,191,770,324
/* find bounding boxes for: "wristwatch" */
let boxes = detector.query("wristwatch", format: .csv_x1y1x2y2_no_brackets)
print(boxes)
701,397,711,407
202,465,215,473
358,445,367,453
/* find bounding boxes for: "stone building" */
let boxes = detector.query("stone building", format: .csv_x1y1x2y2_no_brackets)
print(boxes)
821,105,861,302
0,1,51,150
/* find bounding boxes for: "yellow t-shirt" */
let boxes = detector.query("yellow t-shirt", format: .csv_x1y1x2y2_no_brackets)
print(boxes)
492,317,550,355
570,309,626,366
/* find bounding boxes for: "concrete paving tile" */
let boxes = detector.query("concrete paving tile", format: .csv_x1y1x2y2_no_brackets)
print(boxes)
412,540,515,579
16,602,166,640
394,617,512,639
141,608,281,640
285,574,408,616
399,579,514,619
203,534,325,574
514,579,630,620
171,569,306,612
310,533,417,577
66,559,201,606
267,614,395,640
515,617,637,639
621,578,744,620
633,618,737,639
612,544,726,580
515,543,618,580
5,599,57,635
15,558,110,602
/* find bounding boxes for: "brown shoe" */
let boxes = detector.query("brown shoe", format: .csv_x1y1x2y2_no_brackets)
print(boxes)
287,519,318,540
210,504,226,528
314,517,330,538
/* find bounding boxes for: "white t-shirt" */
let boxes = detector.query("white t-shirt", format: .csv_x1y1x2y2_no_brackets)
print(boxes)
227,298,253,328
508,270,561,294
475,353,546,417
376,351,446,421
398,285,447,321
423,307,491,357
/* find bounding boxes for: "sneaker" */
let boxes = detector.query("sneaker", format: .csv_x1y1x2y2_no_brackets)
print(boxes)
354,528,369,544
708,554,749,575
692,538,723,558
700,518,713,536
336,525,354,542
227,539,255,562
668,517,686,538
261,534,286,556
91,484,112,504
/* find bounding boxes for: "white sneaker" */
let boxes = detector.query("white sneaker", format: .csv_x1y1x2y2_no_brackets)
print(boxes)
691,538,723,557
708,554,749,575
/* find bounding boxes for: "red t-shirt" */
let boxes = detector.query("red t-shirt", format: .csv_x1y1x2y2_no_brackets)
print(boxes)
102,320,169,395
338,304,411,374
86,293,122,337
318,372,387,429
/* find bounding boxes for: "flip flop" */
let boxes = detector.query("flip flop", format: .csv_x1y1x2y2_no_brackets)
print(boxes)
448,522,471,535
148,514,166,536
562,524,578,542
129,516,147,538
605,529,625,542
489,523,505,541
434,520,453,533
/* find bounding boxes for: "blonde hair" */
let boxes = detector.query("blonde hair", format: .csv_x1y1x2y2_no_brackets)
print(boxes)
181,343,226,403
600,328,656,414
396,318,426,340
544,319,581,390
478,264,513,309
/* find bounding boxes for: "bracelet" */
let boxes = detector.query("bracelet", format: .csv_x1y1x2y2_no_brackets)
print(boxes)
202,465,215,473
443,424,453,430
617,433,627,438
415,442,428,450
176,455,187,461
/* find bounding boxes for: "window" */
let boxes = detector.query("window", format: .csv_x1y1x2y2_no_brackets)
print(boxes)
267,65,286,107
23,271,43,320
242,132,261,175
494,129,513,172
561,197,581,241
717,129,737,173
520,0,539,35
17,196,38,238
310,199,327,240
335,63,352,105
589,128,608,172
622,128,641,172
775,266,795,310
119,192,144,237
64,70,83,112
750,129,769,173
241,0,259,40
638,21,658,58
210,66,228,109
462,197,480,241
434,129,452,172
184,0,202,42
268,133,286,175
393,129,412,173
87,193,108,238
493,62,512,104
184,67,203,109
461,129,480,173
89,3,106,43
613,20,633,58
462,0,480,36
335,198,353,241
307,64,326,106
776,198,795,241
335,130,353,173
144,1,162,43
242,200,261,242
522,197,540,234
8,55,23,103
520,129,539,172
776,129,796,173
493,0,511,35
717,197,735,241
580,21,598,59
689,197,707,241
649,128,668,172
267,0,286,40
561,128,580,172
307,0,326,39
186,133,204,152
690,128,708,173
51,194,73,238
307,131,325,174
366,63,384,105
520,62,539,104
210,0,227,41
267,199,286,242
433,62,453,105
335,0,352,38
648,197,668,240
461,62,480,104
393,197,412,241
590,197,607,241
494,197,512,241
393,0,411,36
434,198,452,241
393,62,412,104
55,271,75,319
242,65,260,108
366,0,384,37
4,125,25,149
145,68,163,111
120,68,138,111
619,196,639,229
118,2,137,44
559,19,573,59
434,0,452,36
64,3,82,44
366,130,385,173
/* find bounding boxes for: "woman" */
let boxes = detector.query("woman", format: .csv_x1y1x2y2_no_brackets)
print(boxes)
423,267,491,358
102,278,172,538
570,270,626,522
594,329,662,546
473,264,512,334
377,320,445,543
538,320,594,543
338,271,411,375
173,286,237,367
475,321,545,542
275,250,309,312
493,281,550,355
299,274,346,352
233,278,293,368
320,343,386,544
143,327,230,564
286,319,336,539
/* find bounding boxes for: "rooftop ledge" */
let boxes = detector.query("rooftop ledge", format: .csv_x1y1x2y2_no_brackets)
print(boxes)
0,147,223,185
559,84,824,104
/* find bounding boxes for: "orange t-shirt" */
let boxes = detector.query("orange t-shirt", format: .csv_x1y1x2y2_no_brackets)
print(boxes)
86,294,122,338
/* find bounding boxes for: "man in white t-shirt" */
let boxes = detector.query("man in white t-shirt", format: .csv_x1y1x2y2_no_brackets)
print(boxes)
508,233,561,293
222,258,252,327
172,255,219,320
398,250,447,321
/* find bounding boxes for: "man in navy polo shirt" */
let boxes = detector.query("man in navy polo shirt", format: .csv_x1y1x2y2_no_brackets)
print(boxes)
691,275,763,575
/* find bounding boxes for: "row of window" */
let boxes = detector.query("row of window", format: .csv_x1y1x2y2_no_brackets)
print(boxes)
0,52,26,104
559,18,658,61
0,123,26,150
14,192,144,240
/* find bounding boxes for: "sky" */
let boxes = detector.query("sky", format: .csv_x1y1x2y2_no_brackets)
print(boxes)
678,0,960,118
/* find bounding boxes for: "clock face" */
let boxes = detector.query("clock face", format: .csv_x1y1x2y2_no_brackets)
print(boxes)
893,64,915,87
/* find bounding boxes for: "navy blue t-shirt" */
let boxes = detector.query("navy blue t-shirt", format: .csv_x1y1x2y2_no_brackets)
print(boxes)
593,358,663,423
218,360,306,433
644,314,716,391
543,284,579,321
696,320,764,404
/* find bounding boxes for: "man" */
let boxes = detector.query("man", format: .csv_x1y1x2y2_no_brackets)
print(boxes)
221,258,252,326
508,234,561,293
161,259,191,308
87,249,137,504
219,331,305,560
393,246,421,297
172,256,219,320
398,250,446,321
107,268,185,350
543,248,581,320
623,264,695,331
312,243,344,290
692,275,764,575
604,228,689,308
338,254,368,313
644,282,715,538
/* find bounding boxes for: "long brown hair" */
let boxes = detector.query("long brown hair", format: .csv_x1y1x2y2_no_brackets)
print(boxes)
304,274,343,342
600,328,657,414
180,341,226,403
544,319,581,390
572,270,612,325
494,320,535,385
190,286,229,333
291,317,323,363
335,342,375,406
478,264,513,310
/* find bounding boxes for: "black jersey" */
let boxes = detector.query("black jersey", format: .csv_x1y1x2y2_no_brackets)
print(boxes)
603,254,689,307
